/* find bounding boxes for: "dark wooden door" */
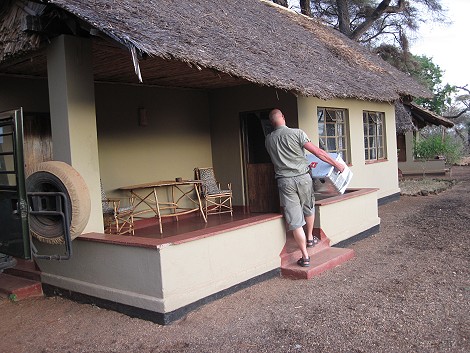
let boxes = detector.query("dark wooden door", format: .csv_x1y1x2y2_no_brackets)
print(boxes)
397,134,407,162
241,111,280,213
246,163,279,212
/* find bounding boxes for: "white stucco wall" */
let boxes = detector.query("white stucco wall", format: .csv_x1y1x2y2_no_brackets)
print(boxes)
298,97,400,199
95,83,213,199
47,35,103,233
209,85,298,205
315,189,380,245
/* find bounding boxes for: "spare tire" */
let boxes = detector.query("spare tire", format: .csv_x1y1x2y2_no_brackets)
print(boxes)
26,161,91,244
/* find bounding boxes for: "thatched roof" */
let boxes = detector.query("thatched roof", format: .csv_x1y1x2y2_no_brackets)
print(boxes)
0,0,432,101
395,102,454,134
408,102,454,128
395,102,417,134
0,1,45,60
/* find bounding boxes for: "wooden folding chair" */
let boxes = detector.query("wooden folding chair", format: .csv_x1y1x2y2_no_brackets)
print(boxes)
194,167,233,218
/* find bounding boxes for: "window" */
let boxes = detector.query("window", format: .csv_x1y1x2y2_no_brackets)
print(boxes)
317,107,350,164
363,111,386,161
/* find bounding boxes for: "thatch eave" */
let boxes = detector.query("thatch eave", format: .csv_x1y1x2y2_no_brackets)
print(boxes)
395,102,418,134
395,102,454,134
409,102,454,128
1,0,432,102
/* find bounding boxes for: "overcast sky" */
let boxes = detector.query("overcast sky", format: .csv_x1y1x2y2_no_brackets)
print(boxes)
410,0,470,88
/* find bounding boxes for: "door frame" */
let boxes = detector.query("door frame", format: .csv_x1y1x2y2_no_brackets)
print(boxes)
0,108,31,259
240,109,279,213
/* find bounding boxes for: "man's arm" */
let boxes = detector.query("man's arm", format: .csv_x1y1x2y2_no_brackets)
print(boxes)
303,142,345,173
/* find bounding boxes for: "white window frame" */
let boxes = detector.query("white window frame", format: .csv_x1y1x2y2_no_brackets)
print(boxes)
317,107,350,164
363,111,386,162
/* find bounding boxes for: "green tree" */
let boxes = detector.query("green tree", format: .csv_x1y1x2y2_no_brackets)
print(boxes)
414,132,463,165
409,55,456,115
443,86,470,150
372,46,456,114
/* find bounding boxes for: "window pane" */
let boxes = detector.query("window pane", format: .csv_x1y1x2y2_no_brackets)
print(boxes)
369,137,376,147
370,148,376,160
327,137,336,150
365,149,369,160
318,122,325,136
317,109,325,122
326,124,335,136
369,124,375,135
335,111,344,122
378,148,384,159
337,123,344,136
364,137,368,148
326,110,335,122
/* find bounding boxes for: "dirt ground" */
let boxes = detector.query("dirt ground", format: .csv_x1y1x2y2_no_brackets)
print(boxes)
1,167,469,353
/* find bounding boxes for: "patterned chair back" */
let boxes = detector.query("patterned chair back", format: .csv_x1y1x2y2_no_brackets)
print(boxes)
100,181,114,214
198,168,220,195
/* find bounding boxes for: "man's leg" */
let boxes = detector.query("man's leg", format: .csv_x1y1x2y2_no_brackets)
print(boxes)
292,226,309,260
305,213,315,243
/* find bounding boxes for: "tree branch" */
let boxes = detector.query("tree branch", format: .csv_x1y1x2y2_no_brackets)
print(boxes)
300,0,312,17
272,0,288,8
444,108,469,120
336,0,351,36
350,0,406,41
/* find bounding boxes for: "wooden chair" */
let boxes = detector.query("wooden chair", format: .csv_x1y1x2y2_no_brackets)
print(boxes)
194,167,233,218
101,182,134,235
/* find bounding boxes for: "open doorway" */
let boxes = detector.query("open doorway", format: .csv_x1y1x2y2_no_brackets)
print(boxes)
240,110,280,213
0,110,52,259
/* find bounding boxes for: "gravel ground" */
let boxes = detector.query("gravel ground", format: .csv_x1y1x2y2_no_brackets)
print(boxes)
399,178,457,196
1,167,469,353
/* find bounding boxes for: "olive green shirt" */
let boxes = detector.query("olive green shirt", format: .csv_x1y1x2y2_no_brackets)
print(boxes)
265,125,310,178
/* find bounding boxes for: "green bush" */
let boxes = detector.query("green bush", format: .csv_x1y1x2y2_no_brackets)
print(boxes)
413,134,463,165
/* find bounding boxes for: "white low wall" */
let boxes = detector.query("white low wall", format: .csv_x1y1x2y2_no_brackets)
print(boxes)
35,217,286,315
159,219,285,311
315,189,380,245
398,159,447,175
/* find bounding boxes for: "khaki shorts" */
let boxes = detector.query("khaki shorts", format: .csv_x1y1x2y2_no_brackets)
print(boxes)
277,173,315,231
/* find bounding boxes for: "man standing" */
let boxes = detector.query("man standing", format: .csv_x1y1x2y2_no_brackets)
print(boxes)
265,109,344,267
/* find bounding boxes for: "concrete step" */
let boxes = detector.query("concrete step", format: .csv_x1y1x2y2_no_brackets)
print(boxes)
280,236,330,266
0,272,43,300
3,258,41,282
281,246,355,280
280,231,354,280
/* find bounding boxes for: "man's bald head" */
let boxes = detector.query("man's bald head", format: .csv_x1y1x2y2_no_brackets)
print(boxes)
269,109,285,127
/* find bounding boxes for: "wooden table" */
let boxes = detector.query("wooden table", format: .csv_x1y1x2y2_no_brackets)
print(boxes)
119,180,207,234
